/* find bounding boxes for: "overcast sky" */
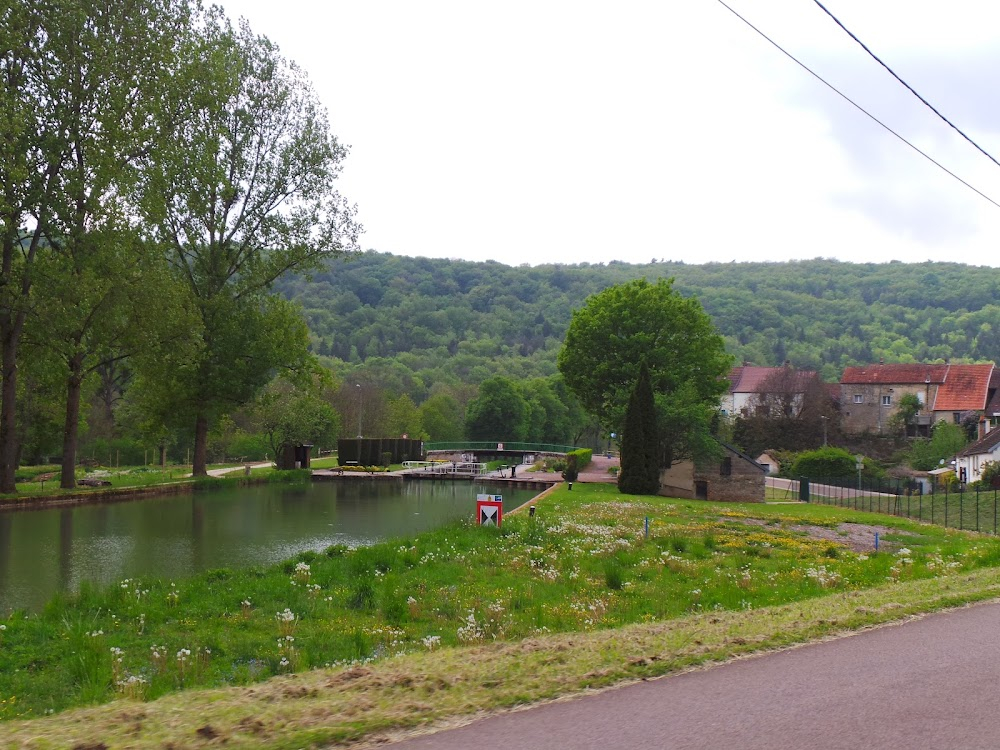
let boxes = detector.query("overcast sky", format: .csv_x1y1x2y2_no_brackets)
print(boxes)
219,0,1000,267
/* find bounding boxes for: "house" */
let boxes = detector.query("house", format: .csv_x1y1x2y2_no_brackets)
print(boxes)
954,427,1000,484
839,362,995,435
658,441,765,502
723,364,820,417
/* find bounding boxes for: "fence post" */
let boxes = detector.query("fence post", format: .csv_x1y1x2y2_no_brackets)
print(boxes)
799,477,810,503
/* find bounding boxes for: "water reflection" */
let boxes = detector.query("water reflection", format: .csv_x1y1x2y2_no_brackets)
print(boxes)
0,479,538,614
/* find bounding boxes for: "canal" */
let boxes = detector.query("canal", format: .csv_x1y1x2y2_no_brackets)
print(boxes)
0,479,542,615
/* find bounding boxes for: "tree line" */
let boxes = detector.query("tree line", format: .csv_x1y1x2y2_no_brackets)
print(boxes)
277,253,1000,394
1,1,358,489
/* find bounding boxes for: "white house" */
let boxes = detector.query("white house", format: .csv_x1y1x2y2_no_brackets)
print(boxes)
955,427,1000,484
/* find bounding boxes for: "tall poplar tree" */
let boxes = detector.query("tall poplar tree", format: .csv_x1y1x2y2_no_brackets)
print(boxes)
619,362,660,495
138,13,360,475
0,0,192,490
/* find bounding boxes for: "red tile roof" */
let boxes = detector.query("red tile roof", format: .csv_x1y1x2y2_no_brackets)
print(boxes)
840,364,949,385
728,366,817,394
933,364,994,412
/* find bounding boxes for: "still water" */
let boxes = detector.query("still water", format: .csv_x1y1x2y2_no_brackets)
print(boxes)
0,479,541,615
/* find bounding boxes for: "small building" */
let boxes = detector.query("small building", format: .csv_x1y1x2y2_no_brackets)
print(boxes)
277,443,313,470
756,452,779,474
658,441,765,502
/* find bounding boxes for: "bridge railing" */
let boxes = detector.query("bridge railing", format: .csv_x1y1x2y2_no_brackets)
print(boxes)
425,441,582,453
401,461,487,475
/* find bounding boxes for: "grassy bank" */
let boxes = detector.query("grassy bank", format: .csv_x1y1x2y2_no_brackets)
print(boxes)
3,483,1000,747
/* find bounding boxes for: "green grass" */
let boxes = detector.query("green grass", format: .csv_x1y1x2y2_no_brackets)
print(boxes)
0,462,291,502
1,482,998,727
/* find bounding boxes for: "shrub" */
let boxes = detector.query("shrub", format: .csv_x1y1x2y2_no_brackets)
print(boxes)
788,447,857,478
562,455,579,484
566,448,592,469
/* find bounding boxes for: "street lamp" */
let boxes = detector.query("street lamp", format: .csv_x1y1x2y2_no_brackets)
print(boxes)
355,383,363,438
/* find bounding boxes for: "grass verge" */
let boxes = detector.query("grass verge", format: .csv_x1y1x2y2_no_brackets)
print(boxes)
3,483,1000,747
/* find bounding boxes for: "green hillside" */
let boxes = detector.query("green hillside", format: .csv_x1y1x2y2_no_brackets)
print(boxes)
276,252,1000,392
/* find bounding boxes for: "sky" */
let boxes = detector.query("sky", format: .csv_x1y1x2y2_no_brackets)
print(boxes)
219,0,1000,268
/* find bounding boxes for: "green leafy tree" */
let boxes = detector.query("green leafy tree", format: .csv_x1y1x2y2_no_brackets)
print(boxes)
249,377,339,467
618,362,660,494
907,421,969,471
558,278,731,467
887,393,922,437
465,376,528,442
137,13,360,475
0,0,191,491
386,394,422,438
418,393,464,442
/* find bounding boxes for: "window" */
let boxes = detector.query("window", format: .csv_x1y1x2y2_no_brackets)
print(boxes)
720,457,732,476
853,394,863,404
881,395,892,406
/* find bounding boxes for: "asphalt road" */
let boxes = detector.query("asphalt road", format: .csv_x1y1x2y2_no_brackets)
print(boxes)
387,601,1000,749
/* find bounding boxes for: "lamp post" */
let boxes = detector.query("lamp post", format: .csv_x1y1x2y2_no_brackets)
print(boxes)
355,383,363,438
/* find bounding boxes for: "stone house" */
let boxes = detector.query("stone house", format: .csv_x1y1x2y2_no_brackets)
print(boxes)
658,440,765,502
839,362,994,435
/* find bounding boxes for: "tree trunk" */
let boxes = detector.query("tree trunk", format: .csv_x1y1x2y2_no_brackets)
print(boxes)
60,355,85,490
193,413,209,476
0,321,19,494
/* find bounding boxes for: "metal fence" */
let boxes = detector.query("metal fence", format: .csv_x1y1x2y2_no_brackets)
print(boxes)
767,476,1000,535
425,441,583,453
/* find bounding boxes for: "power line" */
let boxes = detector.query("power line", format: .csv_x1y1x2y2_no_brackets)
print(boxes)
715,0,1000,212
812,0,1000,171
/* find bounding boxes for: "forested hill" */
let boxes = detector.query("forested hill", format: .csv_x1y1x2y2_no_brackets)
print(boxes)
275,252,1000,392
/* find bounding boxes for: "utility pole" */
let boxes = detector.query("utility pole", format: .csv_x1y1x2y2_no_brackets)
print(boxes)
356,383,363,438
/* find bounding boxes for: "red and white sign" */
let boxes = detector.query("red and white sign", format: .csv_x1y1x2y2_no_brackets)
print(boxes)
476,494,503,527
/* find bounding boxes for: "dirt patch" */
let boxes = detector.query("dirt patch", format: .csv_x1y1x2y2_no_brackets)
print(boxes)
727,517,914,553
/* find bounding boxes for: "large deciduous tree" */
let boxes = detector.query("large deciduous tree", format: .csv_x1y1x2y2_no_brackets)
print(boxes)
139,13,360,475
558,278,731,467
0,0,191,491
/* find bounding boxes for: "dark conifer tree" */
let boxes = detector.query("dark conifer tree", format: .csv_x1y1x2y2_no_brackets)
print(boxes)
619,362,661,495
